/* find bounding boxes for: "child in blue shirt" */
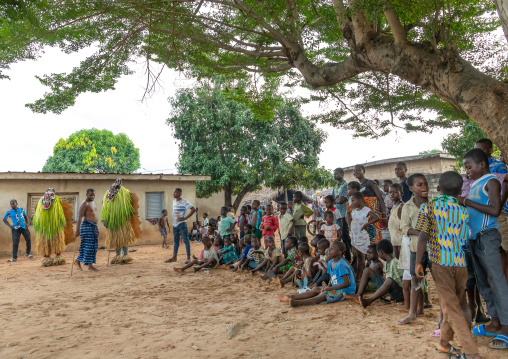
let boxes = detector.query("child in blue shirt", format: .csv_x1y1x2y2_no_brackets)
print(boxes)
277,241,355,307
229,235,252,272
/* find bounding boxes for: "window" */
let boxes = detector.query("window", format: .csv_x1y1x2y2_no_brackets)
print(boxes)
27,193,79,223
146,192,164,219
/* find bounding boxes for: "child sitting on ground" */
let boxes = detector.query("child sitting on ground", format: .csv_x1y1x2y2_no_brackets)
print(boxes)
251,236,283,275
276,242,312,288
174,235,219,273
277,241,356,307
245,237,265,270
310,238,331,286
320,210,341,243
347,191,380,281
346,244,383,299
272,236,300,276
218,235,238,266
230,235,252,271
345,240,404,307
238,224,253,256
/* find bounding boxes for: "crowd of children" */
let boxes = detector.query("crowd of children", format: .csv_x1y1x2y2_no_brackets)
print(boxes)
159,138,508,358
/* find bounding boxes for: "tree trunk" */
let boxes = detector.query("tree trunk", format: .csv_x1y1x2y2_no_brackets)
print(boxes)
284,188,288,203
495,0,508,44
224,183,233,209
232,184,256,213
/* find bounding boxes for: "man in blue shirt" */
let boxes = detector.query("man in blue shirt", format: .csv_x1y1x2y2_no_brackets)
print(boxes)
3,200,32,262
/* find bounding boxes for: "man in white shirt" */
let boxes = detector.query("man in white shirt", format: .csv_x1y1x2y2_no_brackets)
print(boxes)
165,188,196,264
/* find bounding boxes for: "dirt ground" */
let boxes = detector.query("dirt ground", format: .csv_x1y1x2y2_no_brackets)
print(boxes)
0,243,505,359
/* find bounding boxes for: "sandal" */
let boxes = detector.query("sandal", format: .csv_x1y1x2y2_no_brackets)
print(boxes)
7,258,16,262
430,329,441,338
489,334,508,350
164,258,176,263
435,344,458,355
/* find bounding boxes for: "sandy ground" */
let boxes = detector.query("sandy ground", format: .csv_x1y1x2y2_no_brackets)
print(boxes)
0,243,505,359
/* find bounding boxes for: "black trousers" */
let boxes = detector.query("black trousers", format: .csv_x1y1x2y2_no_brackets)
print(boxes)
12,227,31,259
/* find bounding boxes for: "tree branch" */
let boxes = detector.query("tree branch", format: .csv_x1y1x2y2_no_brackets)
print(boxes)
383,5,407,44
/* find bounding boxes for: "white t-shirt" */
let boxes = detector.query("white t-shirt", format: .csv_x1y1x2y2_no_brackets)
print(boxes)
172,198,193,227
203,247,219,269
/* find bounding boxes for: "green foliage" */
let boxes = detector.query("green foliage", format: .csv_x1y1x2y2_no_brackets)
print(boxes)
419,149,442,155
42,128,140,173
167,81,333,208
1,1,507,137
441,120,487,167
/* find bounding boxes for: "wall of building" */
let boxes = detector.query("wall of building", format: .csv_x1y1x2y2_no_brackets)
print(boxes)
0,177,201,256
343,157,456,183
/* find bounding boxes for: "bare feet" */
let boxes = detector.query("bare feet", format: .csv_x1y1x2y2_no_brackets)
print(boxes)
278,293,291,303
397,315,417,325
173,267,183,273
73,259,83,271
395,305,410,312
87,264,98,271
359,297,370,308
344,294,362,305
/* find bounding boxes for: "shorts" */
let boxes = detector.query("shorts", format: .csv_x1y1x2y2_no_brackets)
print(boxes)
410,251,431,277
402,269,411,281
498,214,508,251
325,290,346,304
371,272,404,302
280,262,295,272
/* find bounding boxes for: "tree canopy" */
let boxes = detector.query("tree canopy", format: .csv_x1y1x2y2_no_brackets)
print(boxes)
43,128,140,173
167,80,333,210
2,1,508,152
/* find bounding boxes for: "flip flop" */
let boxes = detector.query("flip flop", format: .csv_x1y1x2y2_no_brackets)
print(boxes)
430,329,441,337
164,258,176,263
489,334,508,350
472,324,498,337
7,259,16,262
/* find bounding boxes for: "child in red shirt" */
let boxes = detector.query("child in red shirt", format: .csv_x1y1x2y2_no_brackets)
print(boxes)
260,204,279,249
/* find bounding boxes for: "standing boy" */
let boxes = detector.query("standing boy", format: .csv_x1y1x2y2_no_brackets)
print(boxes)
3,199,32,262
278,202,295,255
293,191,314,239
398,173,429,325
251,200,263,239
260,204,279,249
219,206,236,247
165,188,196,263
332,168,351,252
394,162,412,202
159,209,170,248
460,148,508,350
74,189,99,271
415,171,480,358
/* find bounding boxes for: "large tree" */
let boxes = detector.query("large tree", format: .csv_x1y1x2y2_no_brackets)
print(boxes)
43,128,140,173
2,1,508,150
168,81,333,211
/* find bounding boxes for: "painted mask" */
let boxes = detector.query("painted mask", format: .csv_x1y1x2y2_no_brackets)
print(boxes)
107,179,122,201
42,188,56,209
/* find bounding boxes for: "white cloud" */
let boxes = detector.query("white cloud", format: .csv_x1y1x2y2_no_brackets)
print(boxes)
0,47,457,174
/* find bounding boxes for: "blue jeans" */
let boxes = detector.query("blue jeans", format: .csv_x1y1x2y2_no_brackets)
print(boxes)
173,223,191,257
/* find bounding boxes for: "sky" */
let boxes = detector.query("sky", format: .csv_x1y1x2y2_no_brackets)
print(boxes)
0,47,457,174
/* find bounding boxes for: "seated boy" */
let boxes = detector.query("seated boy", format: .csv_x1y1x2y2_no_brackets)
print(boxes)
230,235,252,271
174,235,218,273
252,236,283,275
310,238,331,286
245,237,265,270
345,240,404,307
276,242,312,288
278,241,356,307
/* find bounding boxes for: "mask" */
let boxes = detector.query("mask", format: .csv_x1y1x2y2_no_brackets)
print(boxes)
42,188,56,209
107,179,122,201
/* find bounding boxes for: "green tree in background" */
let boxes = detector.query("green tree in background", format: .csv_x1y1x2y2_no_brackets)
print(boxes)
2,1,508,153
442,120,488,168
43,129,140,173
167,81,333,211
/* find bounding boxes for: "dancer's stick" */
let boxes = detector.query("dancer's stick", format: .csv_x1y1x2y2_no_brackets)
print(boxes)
107,237,112,266
71,235,80,276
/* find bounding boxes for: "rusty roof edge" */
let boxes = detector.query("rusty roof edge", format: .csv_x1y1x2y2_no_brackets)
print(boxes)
0,172,211,181
341,153,455,170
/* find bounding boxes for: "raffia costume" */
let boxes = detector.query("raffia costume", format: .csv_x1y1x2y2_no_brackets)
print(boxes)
100,179,141,264
33,188,74,266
